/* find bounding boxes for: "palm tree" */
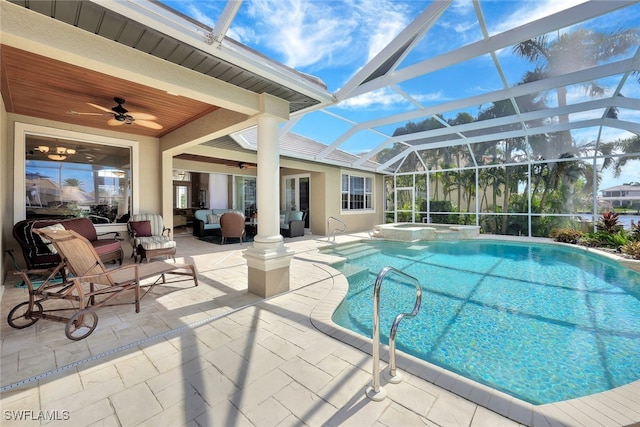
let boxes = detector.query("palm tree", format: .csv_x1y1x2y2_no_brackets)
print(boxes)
513,28,639,154
612,134,640,177
63,178,84,191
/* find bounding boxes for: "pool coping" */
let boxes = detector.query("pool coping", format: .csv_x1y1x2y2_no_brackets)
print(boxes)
304,236,640,426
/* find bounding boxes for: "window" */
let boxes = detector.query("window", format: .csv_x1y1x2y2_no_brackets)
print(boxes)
15,123,138,224
173,170,190,208
175,186,189,208
234,175,257,217
341,173,373,211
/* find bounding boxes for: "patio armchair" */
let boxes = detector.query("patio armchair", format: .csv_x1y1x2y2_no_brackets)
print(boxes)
219,211,246,244
280,210,305,238
128,214,176,263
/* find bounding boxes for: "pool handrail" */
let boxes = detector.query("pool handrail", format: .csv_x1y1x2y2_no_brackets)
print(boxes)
327,216,346,243
366,266,422,401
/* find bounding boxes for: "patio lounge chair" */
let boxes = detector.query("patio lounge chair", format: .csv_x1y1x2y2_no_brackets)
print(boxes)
7,228,198,340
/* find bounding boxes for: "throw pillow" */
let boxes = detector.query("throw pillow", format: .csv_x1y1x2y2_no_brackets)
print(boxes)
207,214,219,224
280,214,286,224
38,223,66,254
130,220,152,237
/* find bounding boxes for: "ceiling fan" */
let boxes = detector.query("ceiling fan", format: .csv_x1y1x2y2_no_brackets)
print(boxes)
68,97,163,130
236,162,257,169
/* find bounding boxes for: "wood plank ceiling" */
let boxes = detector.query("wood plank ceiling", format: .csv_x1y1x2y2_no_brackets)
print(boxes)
0,45,220,138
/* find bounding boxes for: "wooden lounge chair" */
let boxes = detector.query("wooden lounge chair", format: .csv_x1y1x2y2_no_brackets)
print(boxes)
7,228,198,340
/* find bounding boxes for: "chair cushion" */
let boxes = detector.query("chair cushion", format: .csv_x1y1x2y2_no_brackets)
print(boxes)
38,223,66,254
130,221,152,237
92,239,122,255
63,218,98,241
138,236,176,250
207,214,220,224
291,211,304,221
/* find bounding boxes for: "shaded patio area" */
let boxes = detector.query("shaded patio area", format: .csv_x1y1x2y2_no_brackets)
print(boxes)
1,233,638,426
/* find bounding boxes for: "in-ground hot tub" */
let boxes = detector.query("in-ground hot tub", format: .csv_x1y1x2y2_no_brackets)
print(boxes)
371,222,480,241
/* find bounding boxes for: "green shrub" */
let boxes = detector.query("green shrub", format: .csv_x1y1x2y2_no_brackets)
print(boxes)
622,241,640,259
549,228,583,244
580,230,630,248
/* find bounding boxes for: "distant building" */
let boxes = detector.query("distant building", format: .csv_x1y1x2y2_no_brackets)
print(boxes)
600,183,640,208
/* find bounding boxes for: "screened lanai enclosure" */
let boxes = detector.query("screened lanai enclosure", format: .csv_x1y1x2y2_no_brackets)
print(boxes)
241,1,639,239
382,130,640,237
311,1,640,239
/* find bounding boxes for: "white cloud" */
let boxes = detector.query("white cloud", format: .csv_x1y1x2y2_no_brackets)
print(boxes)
235,0,414,71
337,87,446,110
239,0,357,69
491,0,588,35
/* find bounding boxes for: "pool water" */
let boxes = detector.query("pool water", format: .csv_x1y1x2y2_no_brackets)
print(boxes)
324,240,640,404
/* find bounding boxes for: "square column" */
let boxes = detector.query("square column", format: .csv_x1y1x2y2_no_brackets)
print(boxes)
244,94,293,298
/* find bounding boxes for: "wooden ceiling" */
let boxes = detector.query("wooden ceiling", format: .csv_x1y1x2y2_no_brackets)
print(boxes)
0,45,220,138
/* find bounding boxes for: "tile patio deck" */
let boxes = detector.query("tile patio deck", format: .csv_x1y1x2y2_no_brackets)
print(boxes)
1,231,638,426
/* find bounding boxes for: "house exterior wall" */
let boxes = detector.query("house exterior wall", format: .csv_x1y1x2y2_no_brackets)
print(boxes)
1,95,7,289
1,112,163,270
280,162,383,235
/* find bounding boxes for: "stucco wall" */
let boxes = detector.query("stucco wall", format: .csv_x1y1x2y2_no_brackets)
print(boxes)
280,161,384,236
1,113,162,270
1,95,7,291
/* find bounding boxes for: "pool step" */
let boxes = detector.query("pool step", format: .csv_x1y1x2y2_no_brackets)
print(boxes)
336,262,370,282
435,230,459,240
324,243,380,260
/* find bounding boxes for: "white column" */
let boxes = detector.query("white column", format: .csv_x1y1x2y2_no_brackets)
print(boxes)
254,114,284,243
244,94,293,298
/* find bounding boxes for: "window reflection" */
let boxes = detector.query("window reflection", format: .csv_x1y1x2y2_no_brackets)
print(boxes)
25,135,131,224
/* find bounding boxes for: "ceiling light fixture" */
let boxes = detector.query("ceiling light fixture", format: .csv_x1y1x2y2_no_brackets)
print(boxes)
37,145,77,161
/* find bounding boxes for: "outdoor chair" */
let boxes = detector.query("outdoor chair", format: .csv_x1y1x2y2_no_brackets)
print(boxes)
280,210,305,238
13,217,123,272
128,213,176,263
219,211,246,244
7,228,198,341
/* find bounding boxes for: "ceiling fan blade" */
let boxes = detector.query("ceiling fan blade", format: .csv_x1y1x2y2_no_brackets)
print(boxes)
128,111,157,121
107,118,125,126
135,120,163,130
67,110,109,116
87,102,114,113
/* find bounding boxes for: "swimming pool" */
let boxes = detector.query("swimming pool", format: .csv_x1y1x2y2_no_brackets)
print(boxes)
323,239,640,405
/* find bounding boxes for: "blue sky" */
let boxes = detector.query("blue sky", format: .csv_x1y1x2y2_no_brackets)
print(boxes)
159,0,640,189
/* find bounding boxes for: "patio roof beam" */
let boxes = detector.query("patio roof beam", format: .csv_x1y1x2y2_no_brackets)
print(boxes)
335,0,452,102
374,117,638,172
211,1,243,45
381,96,637,147
377,119,640,172
330,57,637,158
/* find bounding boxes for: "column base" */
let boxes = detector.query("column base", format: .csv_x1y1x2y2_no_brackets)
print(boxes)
244,239,294,298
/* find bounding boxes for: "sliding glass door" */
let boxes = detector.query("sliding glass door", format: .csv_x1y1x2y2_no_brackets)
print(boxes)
283,174,310,227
